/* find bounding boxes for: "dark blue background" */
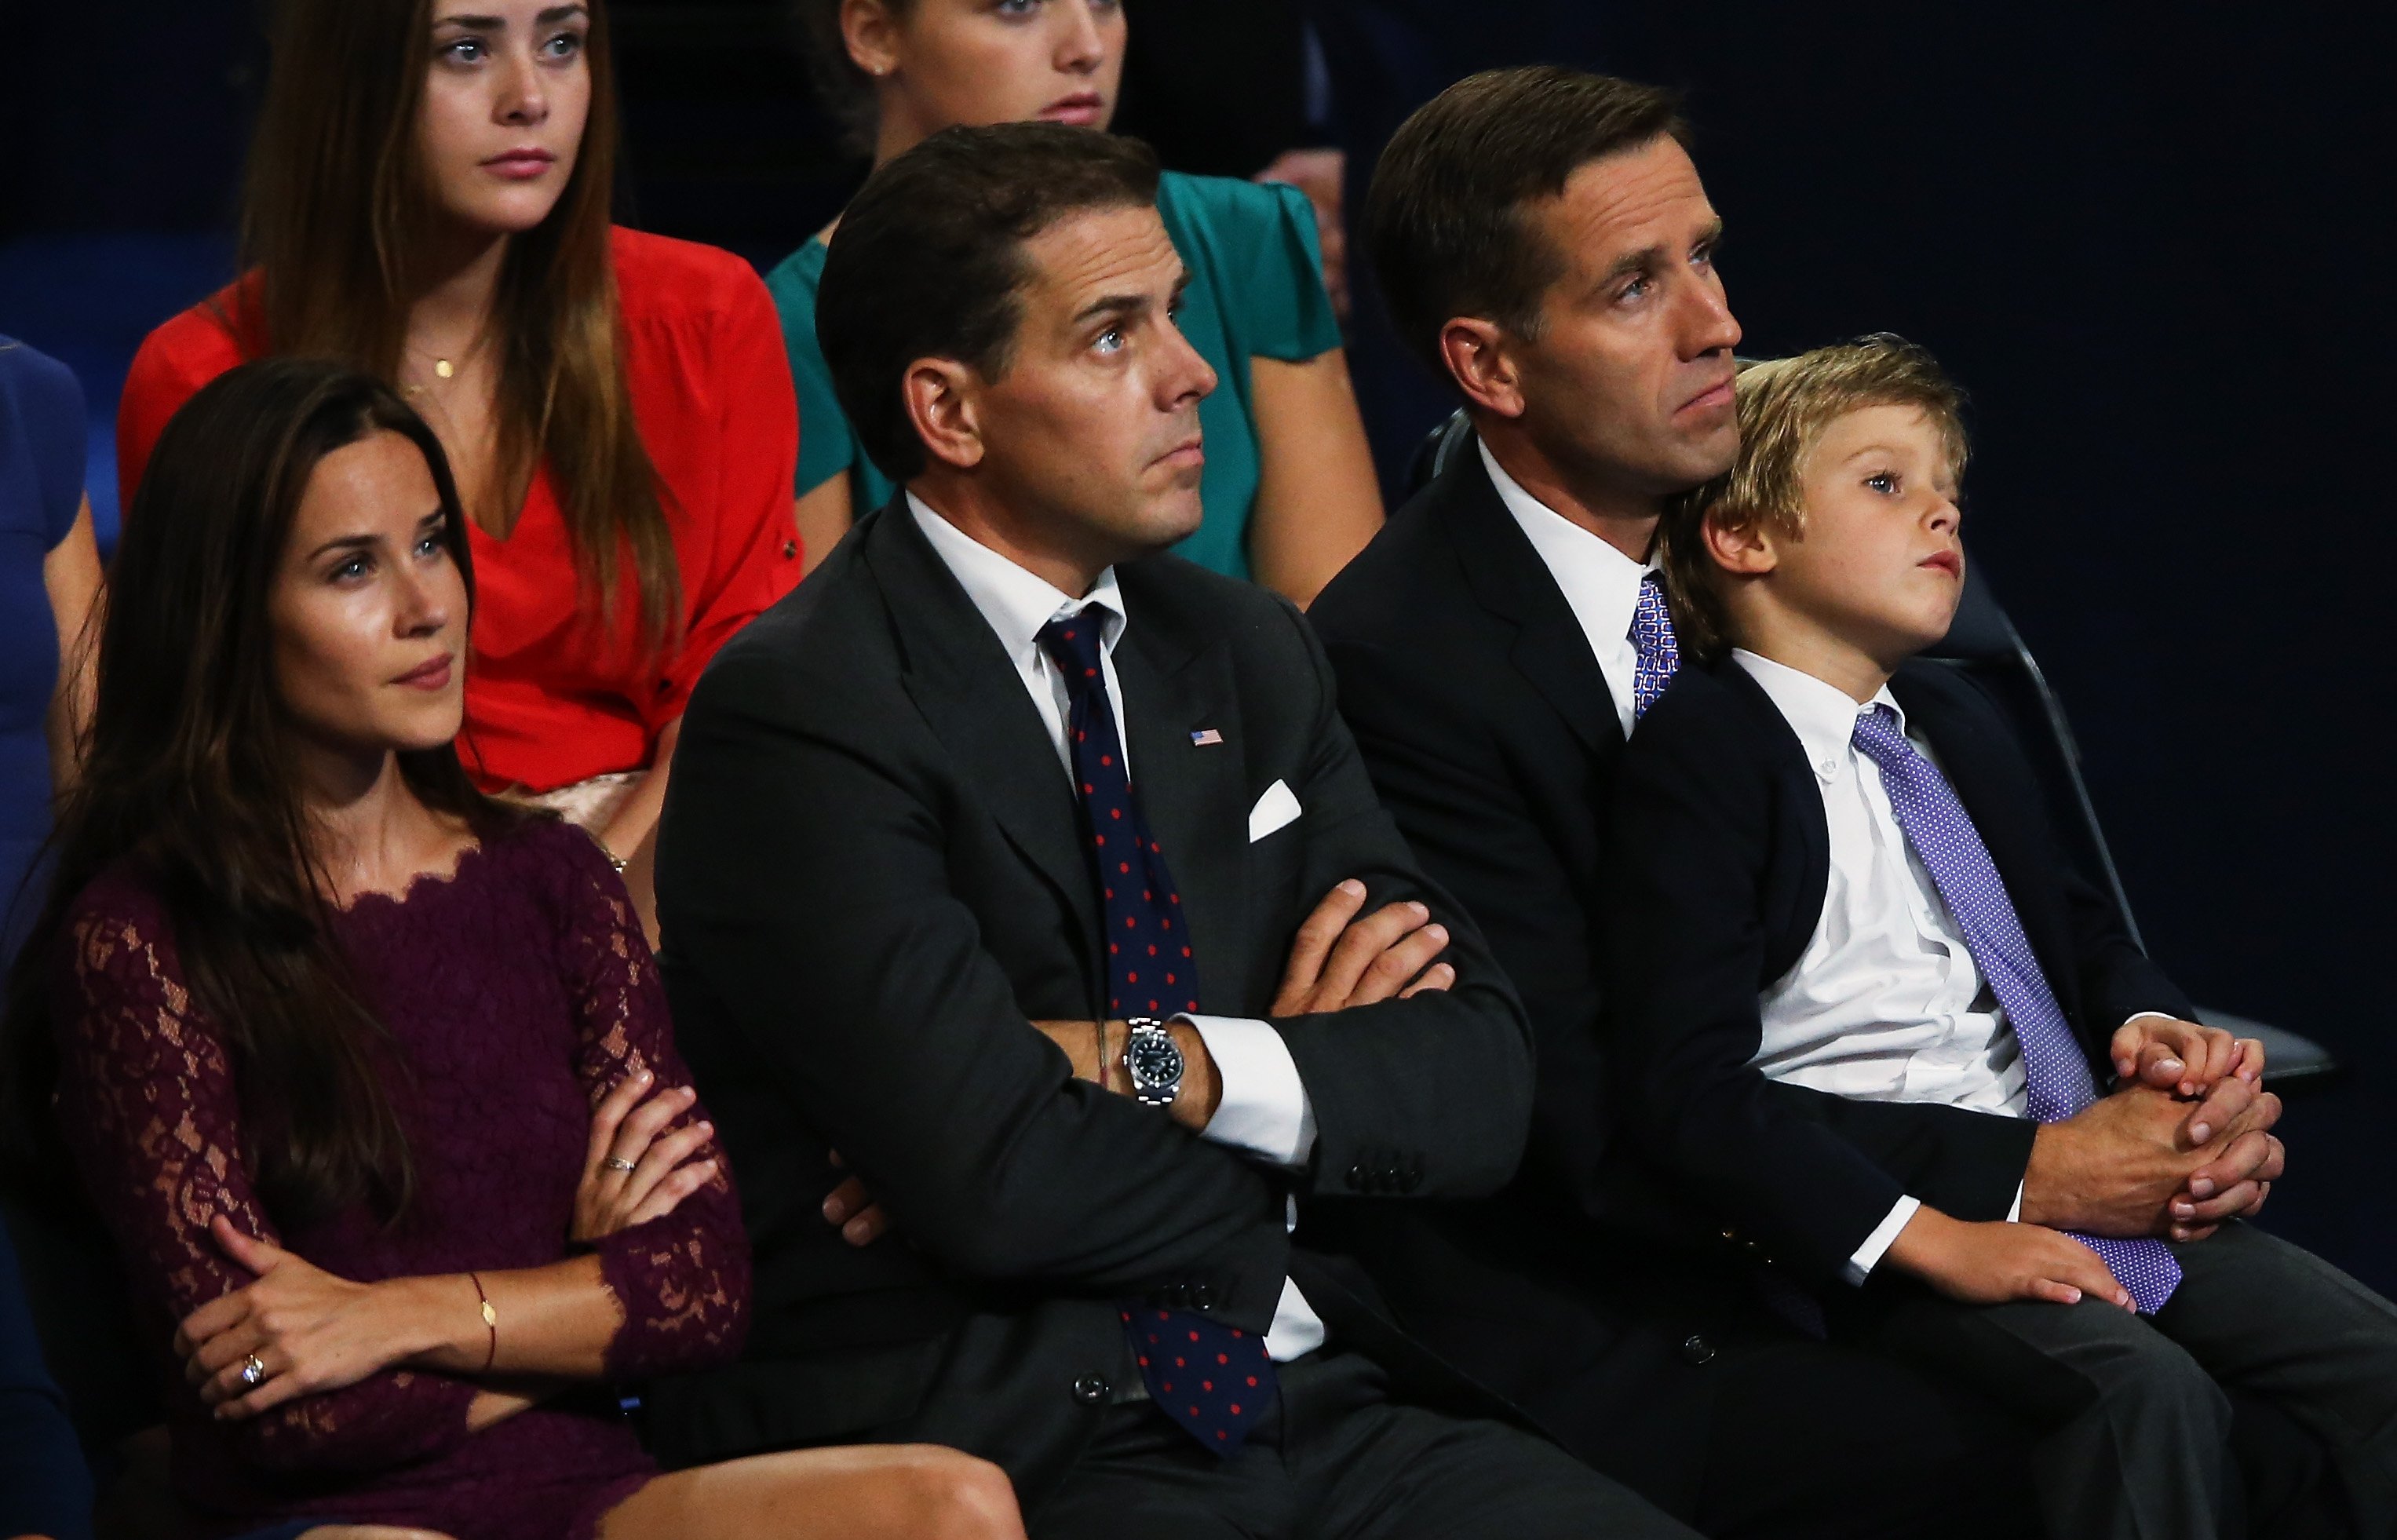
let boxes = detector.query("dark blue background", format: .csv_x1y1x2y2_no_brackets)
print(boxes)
5,0,2388,1288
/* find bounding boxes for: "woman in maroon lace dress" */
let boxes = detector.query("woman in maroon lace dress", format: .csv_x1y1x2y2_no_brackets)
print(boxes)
0,360,1023,1540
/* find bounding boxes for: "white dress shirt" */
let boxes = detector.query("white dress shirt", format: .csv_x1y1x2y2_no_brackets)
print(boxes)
1480,439,1658,736
911,495,1326,1359
1731,650,2173,1283
1734,651,2029,1282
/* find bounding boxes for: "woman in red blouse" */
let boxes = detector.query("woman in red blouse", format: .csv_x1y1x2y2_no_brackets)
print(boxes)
117,0,803,938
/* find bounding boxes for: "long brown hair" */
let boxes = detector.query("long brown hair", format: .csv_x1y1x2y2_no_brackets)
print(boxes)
232,0,680,651
2,361,529,1224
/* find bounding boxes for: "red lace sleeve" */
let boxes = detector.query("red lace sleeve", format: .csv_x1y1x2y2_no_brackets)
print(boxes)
49,880,479,1474
545,827,752,1378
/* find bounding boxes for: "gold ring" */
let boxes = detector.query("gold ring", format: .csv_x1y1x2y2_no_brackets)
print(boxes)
240,1353,268,1388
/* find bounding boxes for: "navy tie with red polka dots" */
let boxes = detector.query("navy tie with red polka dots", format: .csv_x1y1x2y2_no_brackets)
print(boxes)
1036,615,1277,1456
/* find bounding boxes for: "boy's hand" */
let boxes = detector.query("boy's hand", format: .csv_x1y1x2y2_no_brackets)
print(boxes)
1884,1206,2134,1310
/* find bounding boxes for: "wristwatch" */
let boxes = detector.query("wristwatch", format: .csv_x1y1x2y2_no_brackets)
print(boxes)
1122,1017,1186,1108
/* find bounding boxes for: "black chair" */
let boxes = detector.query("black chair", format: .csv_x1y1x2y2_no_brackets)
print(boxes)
1406,409,2337,1087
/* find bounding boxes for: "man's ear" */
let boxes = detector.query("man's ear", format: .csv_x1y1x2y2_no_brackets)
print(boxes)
902,358,986,473
1438,317,1527,418
1703,509,1779,577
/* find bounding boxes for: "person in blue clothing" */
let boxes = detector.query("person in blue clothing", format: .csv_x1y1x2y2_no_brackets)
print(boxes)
0,338,102,962
0,336,103,1540
779,0,1385,606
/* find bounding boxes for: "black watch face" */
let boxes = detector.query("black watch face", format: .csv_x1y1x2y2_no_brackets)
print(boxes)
1128,1030,1185,1089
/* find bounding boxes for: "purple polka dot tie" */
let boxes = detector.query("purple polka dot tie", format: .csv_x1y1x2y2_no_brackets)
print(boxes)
1037,615,1277,1454
1631,572,1680,719
1851,706,2181,1314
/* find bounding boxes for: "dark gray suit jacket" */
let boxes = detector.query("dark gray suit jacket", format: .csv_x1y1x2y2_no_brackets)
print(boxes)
644,498,1533,1507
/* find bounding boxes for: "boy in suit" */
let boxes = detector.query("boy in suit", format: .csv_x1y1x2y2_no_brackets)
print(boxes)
648,122,1691,1539
1612,334,2397,1539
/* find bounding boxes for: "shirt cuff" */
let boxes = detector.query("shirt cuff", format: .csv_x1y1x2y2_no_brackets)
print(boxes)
1843,1195,1923,1286
1180,1015,1316,1168
2122,1010,2180,1027
2008,1182,2025,1223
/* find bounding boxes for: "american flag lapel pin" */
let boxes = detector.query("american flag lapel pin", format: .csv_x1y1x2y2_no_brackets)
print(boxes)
1190,728,1224,746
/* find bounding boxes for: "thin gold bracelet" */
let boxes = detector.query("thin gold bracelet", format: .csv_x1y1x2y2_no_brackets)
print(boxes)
469,1272,498,1374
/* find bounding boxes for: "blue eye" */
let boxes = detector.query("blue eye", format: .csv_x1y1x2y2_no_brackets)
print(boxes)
440,36,486,64
1094,327,1126,356
1866,472,1899,494
542,29,585,60
995,0,1039,16
331,554,374,583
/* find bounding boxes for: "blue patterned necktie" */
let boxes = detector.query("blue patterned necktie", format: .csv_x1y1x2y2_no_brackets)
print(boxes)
1630,572,1680,719
1850,705,2181,1314
1035,614,1277,1454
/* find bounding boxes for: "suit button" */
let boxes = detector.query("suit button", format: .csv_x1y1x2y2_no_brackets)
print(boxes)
1071,1374,1109,1406
1346,1162,1366,1191
1399,1161,1424,1194
1192,1283,1216,1310
1680,1334,1717,1367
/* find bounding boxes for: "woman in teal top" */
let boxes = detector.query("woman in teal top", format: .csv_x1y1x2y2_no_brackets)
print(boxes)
779,0,1384,606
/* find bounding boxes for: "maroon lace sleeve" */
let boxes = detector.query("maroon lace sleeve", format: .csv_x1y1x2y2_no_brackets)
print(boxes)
545,827,751,1378
49,881,480,1474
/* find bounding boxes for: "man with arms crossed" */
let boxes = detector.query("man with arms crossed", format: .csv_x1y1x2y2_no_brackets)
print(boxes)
647,122,1693,1540
1308,68,2292,1538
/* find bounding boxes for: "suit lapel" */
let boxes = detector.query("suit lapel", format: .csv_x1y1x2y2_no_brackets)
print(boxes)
1436,447,1627,761
866,504,1104,975
1111,575,1253,1009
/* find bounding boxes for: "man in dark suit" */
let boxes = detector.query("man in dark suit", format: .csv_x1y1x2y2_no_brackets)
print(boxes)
646,122,1692,1539
1607,334,2397,1540
1306,69,2293,1538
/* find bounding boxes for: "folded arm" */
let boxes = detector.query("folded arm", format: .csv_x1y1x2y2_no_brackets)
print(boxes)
51,902,479,1474
659,659,1295,1323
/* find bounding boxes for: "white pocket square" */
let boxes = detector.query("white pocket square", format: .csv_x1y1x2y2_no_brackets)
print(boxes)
1248,779,1302,842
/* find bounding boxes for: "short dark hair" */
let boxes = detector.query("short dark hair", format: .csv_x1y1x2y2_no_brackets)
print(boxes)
1365,67,1688,378
817,122,1163,484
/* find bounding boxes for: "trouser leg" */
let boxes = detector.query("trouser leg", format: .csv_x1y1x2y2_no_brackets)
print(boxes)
2155,1221,2397,1536
1282,1351,1702,1540
1860,1290,2234,1540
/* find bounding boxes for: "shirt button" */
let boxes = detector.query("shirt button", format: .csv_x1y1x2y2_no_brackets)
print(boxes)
782,539,799,560
1071,1374,1110,1405
1346,1162,1367,1191
1680,1334,1717,1366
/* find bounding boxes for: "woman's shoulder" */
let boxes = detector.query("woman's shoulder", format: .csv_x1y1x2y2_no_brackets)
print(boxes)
0,336,82,417
611,226,773,328
122,285,250,419
477,812,622,907
1158,169,1301,225
51,859,184,991
761,235,830,303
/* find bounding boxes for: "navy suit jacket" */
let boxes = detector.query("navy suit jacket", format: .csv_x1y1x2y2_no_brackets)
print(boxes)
1603,657,2193,1286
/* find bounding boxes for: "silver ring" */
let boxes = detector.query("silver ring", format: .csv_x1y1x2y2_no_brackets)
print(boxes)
601,1156,637,1172
240,1353,268,1389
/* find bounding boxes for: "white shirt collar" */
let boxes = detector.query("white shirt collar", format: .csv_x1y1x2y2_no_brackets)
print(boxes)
1479,436,1658,632
1731,648,1906,784
909,491,1127,663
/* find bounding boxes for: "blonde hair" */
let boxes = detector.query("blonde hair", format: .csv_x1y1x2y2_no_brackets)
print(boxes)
1659,333,1968,660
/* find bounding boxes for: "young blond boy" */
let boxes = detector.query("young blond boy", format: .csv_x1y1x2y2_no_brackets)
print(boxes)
1603,335,2397,1539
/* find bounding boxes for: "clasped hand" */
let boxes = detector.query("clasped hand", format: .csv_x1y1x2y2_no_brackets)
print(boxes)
177,1070,718,1419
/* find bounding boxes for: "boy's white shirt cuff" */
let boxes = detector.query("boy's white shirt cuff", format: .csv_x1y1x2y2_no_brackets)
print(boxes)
1846,1195,1923,1285
1181,1014,1316,1167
